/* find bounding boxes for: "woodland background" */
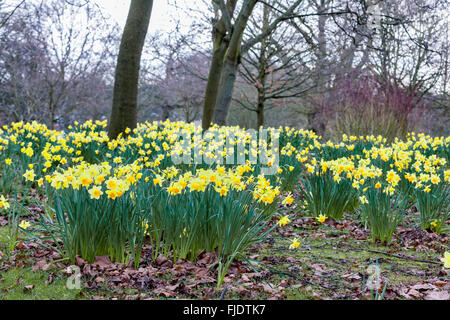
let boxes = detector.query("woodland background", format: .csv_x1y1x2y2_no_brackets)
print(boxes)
0,0,448,138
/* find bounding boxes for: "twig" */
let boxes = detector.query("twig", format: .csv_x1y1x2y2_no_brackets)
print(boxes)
345,245,441,265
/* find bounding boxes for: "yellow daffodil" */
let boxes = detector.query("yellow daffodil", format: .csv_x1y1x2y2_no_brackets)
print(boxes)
0,195,10,210
440,252,450,269
88,186,103,199
282,194,294,206
316,214,327,223
19,220,31,230
278,215,291,227
23,169,35,182
289,238,301,249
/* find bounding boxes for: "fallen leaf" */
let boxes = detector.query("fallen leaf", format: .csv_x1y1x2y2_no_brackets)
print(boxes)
23,285,34,292
92,255,112,268
310,263,326,274
82,264,94,277
342,273,361,282
279,280,289,288
433,280,448,288
286,256,298,263
50,251,62,260
75,256,87,267
235,272,247,282
32,259,48,271
154,254,173,268
424,290,449,300
410,283,435,291
262,283,279,294
153,287,177,298
313,292,321,299
196,252,218,267
406,289,422,299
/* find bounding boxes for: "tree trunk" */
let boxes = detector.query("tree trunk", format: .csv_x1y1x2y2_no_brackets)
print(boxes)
108,0,153,139
201,34,227,130
212,0,257,126
162,105,170,121
255,3,269,129
212,58,239,126
309,0,329,134
256,97,264,128
49,84,55,130
201,0,239,131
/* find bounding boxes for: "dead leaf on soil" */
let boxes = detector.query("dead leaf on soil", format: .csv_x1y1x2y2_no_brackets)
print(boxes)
92,255,112,268
406,289,422,299
310,263,326,274
32,259,51,272
153,287,177,298
342,273,361,282
424,290,449,300
154,254,173,268
196,251,218,267
75,255,87,267
410,283,436,291
262,283,282,295
23,285,34,292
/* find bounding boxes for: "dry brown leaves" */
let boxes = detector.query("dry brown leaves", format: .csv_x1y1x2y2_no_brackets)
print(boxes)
67,250,252,299
394,278,450,300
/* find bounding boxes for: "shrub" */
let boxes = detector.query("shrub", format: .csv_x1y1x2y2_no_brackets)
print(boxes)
325,72,421,141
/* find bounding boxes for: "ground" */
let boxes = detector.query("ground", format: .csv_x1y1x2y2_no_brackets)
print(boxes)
0,195,448,300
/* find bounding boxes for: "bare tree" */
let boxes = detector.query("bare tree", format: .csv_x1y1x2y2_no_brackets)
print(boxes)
0,0,118,127
0,0,25,29
236,1,317,127
108,0,153,139
201,0,304,129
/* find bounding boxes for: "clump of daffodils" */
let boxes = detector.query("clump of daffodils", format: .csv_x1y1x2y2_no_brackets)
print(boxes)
45,161,142,200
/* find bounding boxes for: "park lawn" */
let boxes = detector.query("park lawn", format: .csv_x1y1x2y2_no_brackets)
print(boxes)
0,208,448,300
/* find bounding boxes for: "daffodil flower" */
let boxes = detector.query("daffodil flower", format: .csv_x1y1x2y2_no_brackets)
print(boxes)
19,220,31,230
316,214,327,223
278,215,291,227
289,238,300,249
440,252,450,269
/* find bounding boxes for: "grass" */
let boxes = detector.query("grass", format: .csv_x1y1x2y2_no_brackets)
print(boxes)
0,268,83,300
0,225,85,300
